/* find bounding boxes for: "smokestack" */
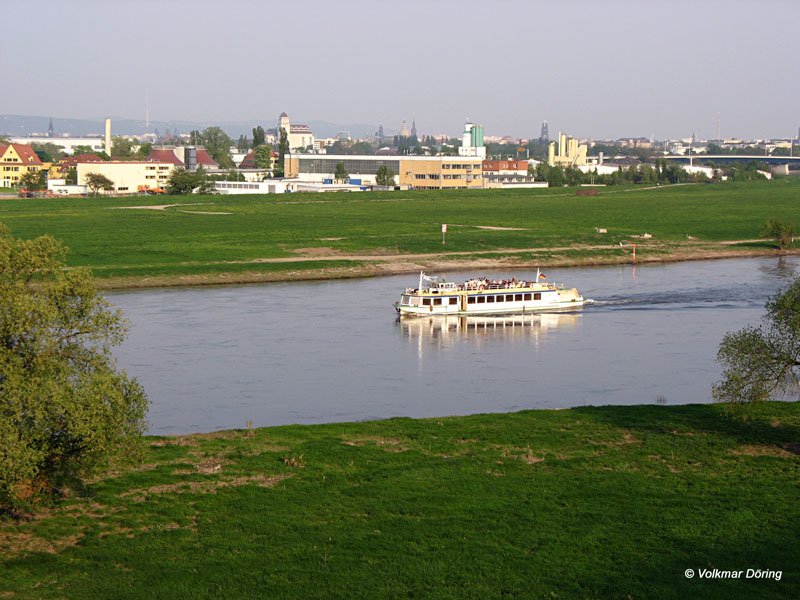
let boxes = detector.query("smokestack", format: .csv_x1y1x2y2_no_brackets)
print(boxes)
104,118,112,156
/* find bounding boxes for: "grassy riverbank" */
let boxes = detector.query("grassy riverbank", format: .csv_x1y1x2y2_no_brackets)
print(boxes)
0,180,798,288
2,403,798,598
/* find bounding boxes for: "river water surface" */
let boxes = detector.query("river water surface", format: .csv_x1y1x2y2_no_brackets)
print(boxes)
109,256,800,434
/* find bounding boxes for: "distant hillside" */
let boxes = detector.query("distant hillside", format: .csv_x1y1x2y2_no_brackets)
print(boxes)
0,114,387,140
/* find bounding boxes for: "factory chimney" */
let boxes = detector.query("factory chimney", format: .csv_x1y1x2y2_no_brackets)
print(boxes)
104,118,112,156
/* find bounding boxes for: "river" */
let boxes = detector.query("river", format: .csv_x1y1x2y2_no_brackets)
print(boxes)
109,256,800,435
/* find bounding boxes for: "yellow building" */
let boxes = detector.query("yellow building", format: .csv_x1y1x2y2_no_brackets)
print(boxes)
77,161,175,194
0,142,45,187
548,133,588,167
285,154,483,189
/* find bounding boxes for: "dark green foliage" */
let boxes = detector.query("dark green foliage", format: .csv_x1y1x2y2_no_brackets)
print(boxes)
0,226,147,509
166,167,212,195
252,126,266,148
275,128,289,177
714,278,800,404
253,145,273,169
30,142,65,163
761,218,797,249
375,165,395,186
83,172,114,196
110,136,134,158
334,161,348,182
196,126,234,169
70,145,101,157
17,170,46,191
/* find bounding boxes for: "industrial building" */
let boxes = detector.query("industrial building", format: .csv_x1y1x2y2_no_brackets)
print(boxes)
458,120,486,158
548,132,588,167
76,161,175,194
284,154,483,189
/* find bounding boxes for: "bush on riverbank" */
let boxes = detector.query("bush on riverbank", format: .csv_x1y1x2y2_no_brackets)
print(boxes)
0,226,147,511
1,403,797,598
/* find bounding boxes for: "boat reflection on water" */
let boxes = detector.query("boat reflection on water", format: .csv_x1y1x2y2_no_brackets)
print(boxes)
398,311,582,347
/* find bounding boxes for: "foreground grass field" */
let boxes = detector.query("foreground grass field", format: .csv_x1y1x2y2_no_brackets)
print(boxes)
1,403,798,598
0,180,797,287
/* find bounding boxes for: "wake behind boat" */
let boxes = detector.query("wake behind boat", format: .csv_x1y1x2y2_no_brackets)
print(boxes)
394,271,586,317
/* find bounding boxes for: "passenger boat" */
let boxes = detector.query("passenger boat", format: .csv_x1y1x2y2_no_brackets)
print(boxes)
394,271,586,317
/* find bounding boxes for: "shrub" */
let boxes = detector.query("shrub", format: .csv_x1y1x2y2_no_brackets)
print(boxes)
0,225,147,509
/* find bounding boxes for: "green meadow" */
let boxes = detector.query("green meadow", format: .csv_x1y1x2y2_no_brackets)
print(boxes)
0,180,797,285
1,404,798,599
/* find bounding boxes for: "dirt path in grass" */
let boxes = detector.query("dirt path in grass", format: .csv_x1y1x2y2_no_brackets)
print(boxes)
239,238,777,265
96,239,798,290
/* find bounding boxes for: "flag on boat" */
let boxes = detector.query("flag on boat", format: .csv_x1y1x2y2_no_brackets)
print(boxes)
539,273,546,279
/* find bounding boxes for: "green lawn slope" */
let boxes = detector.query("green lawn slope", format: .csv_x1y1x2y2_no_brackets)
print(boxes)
2,403,798,598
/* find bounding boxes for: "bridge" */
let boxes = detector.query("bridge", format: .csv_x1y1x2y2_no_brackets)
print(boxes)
664,155,800,166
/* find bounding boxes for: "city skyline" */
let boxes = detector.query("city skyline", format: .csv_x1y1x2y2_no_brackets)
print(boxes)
5,0,799,140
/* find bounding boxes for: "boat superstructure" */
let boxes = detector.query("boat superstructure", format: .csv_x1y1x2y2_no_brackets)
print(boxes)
394,271,585,317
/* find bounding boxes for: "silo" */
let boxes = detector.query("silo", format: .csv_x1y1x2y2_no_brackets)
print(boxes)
470,124,484,148
184,147,197,171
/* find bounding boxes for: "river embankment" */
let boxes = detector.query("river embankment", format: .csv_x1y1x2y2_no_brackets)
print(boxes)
2,403,798,598
95,243,798,290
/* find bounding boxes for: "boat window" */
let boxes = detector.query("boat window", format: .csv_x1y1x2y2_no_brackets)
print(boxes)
467,296,475,304
422,298,431,306
433,298,442,305
515,294,523,301
402,295,410,303
487,296,495,303
477,296,485,303
449,297,458,305
534,293,541,300
506,294,514,302
524,293,532,301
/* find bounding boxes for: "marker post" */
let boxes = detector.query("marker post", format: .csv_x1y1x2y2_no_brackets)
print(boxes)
442,223,447,245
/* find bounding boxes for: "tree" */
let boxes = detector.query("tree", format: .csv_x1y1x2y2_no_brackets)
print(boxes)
134,141,153,160
71,145,103,158
197,127,234,169
18,170,47,191
0,225,147,508
547,166,565,187
761,218,796,250
31,142,66,163
334,162,349,183
111,136,135,158
84,173,114,196
252,126,266,148
166,167,212,195
275,128,289,177
376,165,395,186
254,144,273,169
713,278,800,404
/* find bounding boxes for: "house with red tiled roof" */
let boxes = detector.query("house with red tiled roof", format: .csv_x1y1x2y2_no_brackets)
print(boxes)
147,147,219,169
1,143,45,187
239,149,278,170
50,153,105,179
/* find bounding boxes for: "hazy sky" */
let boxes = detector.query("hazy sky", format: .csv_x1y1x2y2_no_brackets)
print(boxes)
5,0,798,139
